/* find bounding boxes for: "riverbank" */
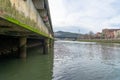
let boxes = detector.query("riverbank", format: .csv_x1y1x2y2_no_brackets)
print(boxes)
78,39,120,43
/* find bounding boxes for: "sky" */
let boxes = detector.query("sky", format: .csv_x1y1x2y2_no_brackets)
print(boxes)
48,0,120,33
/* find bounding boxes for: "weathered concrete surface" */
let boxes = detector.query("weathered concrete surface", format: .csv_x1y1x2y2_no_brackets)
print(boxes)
0,0,54,58
0,0,53,38
18,36,27,58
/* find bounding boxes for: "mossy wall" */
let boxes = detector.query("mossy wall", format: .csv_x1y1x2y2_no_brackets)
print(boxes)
0,0,53,39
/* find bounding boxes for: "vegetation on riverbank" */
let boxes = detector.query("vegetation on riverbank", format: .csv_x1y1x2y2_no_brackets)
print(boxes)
78,39,120,43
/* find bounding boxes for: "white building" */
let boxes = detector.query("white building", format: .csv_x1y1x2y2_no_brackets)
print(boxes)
114,30,120,39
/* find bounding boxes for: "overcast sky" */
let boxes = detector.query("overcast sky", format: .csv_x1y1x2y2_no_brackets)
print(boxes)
49,0,120,33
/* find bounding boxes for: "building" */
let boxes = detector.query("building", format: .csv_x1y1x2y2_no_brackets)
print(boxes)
102,29,120,39
114,30,120,39
95,32,102,39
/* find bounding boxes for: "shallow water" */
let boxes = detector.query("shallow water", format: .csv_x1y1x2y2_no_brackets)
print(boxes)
0,46,53,80
53,41,120,80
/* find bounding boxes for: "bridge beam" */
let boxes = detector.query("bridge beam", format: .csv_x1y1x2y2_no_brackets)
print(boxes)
18,36,27,58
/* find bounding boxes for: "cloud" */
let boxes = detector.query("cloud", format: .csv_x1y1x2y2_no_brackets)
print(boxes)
49,0,120,33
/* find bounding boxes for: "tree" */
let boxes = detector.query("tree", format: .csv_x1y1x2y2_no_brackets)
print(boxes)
88,31,95,39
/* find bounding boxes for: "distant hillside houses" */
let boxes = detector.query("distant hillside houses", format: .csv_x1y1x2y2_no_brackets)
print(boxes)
96,29,120,39
55,29,120,40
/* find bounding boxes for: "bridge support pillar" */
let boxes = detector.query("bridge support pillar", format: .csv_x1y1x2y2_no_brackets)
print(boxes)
43,39,49,54
51,39,54,48
18,36,27,58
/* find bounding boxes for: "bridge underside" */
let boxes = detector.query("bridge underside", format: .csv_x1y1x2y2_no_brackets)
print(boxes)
0,0,54,58
0,18,53,58
0,17,45,39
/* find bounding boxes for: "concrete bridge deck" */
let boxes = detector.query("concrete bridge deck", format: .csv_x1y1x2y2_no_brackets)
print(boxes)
0,0,54,58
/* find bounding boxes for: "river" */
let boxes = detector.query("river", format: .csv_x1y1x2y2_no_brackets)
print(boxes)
0,46,53,80
1,41,120,80
53,41,120,80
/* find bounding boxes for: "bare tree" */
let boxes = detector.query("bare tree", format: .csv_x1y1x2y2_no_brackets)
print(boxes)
88,31,95,39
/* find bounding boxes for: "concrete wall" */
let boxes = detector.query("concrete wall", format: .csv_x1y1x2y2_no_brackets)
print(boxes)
10,0,48,34
0,0,53,38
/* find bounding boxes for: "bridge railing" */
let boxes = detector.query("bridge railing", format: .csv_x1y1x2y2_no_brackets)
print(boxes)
0,0,52,38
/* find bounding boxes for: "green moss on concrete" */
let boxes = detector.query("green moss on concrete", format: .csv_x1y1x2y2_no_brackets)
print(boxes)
4,16,53,39
0,0,53,39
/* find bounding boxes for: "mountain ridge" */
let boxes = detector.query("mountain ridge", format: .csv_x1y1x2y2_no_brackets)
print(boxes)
54,31,81,38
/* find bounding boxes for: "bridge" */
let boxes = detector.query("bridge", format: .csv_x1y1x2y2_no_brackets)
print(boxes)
0,0,54,58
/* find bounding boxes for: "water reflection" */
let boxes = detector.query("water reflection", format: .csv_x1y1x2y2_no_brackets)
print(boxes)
53,41,120,80
0,46,53,80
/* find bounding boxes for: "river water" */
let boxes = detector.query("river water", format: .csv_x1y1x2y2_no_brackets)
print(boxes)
53,41,120,80
0,46,53,80
1,41,120,80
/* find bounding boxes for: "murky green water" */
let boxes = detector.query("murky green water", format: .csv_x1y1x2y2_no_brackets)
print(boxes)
53,41,120,80
1,41,120,80
0,46,53,80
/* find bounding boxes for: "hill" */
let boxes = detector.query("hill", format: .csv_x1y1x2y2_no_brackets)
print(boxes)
54,31,81,39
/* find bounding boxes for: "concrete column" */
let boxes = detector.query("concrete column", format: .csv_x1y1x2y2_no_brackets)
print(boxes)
49,39,53,48
18,37,27,58
43,39,49,54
